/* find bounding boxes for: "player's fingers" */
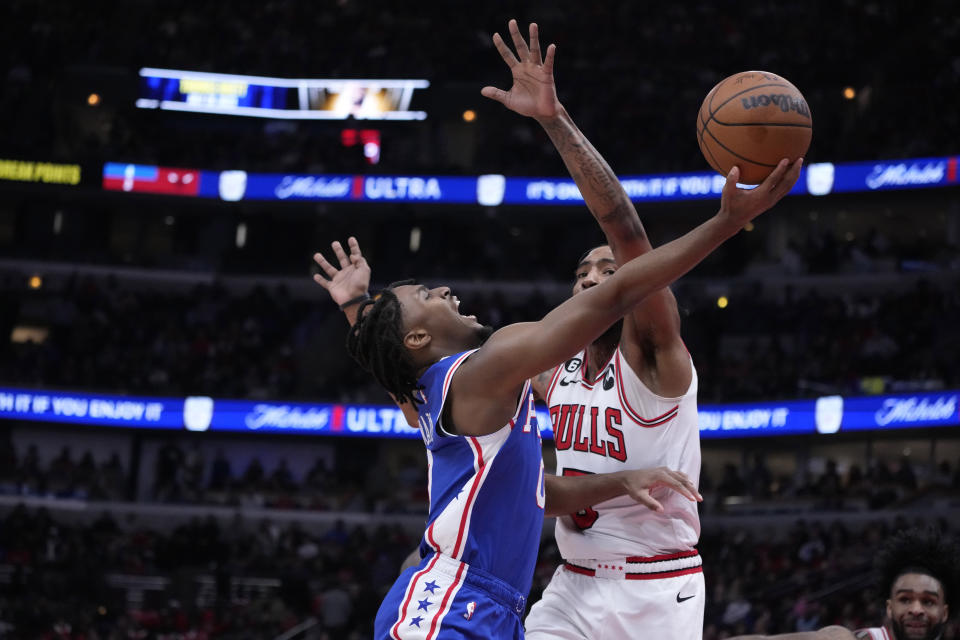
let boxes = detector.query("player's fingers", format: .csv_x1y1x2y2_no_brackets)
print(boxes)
721,166,741,200
313,252,339,278
672,472,704,501
760,158,790,193
491,32,519,68
508,19,530,59
669,469,694,486
480,86,509,104
311,273,330,290
661,474,698,502
775,157,803,197
528,22,542,64
331,241,350,269
633,489,664,513
542,43,556,76
347,236,363,258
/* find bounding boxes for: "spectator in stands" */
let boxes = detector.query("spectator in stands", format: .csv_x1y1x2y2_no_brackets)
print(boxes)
727,527,959,640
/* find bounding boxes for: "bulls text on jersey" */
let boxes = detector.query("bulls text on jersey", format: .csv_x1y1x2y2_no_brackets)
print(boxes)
549,404,627,462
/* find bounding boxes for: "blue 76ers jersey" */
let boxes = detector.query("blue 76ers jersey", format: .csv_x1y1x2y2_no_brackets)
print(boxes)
415,350,546,596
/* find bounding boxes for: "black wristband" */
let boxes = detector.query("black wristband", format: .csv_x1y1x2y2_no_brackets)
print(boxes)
339,293,371,311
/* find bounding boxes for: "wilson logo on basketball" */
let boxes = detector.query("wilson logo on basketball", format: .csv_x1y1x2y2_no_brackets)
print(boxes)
740,94,811,117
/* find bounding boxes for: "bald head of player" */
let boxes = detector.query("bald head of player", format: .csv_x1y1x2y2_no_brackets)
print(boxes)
345,281,493,407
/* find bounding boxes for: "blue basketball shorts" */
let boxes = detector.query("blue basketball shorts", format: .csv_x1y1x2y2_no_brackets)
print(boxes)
375,552,527,639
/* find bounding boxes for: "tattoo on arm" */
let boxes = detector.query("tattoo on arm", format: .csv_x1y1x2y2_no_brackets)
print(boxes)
531,369,555,401
540,115,646,242
542,120,617,202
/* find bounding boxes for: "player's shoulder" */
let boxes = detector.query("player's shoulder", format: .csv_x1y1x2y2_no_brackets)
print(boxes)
421,350,474,388
616,339,696,400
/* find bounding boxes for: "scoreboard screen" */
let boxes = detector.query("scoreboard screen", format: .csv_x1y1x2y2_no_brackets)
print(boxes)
137,68,430,120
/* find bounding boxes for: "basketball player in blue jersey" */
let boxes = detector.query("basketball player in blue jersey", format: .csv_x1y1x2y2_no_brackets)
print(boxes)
481,20,711,638
727,528,957,640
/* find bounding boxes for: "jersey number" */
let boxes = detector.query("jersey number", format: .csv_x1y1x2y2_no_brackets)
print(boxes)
562,468,599,530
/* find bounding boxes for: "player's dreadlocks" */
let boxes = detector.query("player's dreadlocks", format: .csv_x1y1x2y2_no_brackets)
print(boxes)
876,526,959,611
346,280,424,407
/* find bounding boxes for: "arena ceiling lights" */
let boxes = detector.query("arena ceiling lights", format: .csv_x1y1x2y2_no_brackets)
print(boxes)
136,67,430,120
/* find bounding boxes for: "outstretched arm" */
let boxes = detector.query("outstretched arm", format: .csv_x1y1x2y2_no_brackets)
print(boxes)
451,158,801,435
544,466,701,518
481,20,640,247
483,20,689,396
728,628,858,640
312,238,419,427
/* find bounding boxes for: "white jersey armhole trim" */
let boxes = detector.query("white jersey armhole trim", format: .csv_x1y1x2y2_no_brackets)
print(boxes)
615,345,696,403
435,349,479,438
544,362,565,405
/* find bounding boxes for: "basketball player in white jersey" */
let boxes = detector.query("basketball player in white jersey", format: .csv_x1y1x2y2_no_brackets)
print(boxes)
482,20,705,638
728,528,956,640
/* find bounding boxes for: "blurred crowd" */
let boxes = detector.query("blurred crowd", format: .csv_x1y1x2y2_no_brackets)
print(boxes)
0,503,415,639
3,433,959,518
702,454,960,512
1,503,956,639
682,277,960,401
148,440,426,515
0,440,127,503
1,1,958,175
2,269,957,404
0,434,428,515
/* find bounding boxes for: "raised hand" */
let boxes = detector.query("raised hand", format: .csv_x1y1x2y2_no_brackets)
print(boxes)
620,467,703,513
481,19,560,119
312,236,371,308
719,158,804,228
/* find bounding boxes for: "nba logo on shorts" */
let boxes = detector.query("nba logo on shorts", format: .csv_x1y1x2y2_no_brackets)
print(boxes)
815,395,843,434
184,396,215,432
477,174,506,206
463,601,476,620
219,170,248,202
806,162,835,196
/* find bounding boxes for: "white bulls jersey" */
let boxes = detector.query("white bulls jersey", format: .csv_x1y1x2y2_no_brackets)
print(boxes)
854,629,893,640
544,346,700,560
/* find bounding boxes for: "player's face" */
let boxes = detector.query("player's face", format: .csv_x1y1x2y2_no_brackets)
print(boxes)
886,573,948,640
572,246,617,296
393,284,488,354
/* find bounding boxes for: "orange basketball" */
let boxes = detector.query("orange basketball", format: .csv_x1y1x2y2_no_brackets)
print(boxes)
696,71,812,185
